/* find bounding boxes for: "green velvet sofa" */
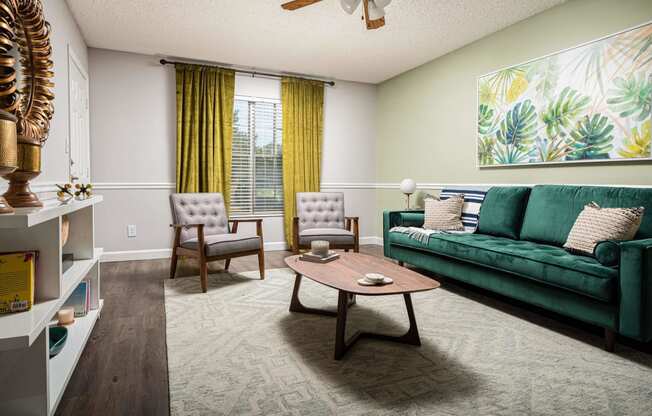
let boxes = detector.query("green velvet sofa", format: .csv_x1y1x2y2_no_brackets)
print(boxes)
383,185,652,351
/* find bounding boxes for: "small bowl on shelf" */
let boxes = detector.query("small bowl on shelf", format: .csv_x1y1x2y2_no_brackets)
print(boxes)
49,326,68,358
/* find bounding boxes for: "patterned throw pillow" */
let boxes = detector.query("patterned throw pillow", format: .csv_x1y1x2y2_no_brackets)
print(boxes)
439,188,487,233
564,202,645,256
424,194,465,231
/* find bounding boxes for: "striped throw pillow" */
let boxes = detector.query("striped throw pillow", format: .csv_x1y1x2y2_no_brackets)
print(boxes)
564,202,644,256
424,194,465,231
439,188,488,233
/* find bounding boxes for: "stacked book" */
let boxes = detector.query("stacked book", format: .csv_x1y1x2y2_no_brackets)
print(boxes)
63,281,91,317
299,250,340,264
0,251,37,314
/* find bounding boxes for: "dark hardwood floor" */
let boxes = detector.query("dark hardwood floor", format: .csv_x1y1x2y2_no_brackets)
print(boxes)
55,245,381,416
56,245,650,415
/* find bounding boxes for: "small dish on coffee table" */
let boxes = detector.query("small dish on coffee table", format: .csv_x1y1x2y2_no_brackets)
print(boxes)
358,273,393,286
365,273,385,283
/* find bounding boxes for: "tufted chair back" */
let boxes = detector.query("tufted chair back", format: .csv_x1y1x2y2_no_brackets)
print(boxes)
296,192,346,233
170,193,229,243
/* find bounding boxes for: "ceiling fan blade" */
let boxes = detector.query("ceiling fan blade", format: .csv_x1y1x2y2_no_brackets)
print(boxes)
363,0,386,30
281,0,323,10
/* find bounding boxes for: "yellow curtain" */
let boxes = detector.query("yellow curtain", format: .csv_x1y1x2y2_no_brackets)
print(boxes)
281,77,324,248
175,64,235,206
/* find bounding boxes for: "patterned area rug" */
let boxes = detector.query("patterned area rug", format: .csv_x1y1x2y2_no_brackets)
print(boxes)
165,268,652,416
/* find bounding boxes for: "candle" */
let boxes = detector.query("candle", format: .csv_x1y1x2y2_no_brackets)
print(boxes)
311,240,329,257
57,307,75,325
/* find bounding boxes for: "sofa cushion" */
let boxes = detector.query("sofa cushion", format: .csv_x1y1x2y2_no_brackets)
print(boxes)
299,228,354,245
182,233,260,257
520,185,652,247
564,202,644,255
594,240,620,267
388,232,617,302
424,195,465,231
477,186,531,239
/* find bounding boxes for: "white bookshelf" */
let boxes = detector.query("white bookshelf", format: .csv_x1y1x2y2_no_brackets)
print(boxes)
0,196,103,415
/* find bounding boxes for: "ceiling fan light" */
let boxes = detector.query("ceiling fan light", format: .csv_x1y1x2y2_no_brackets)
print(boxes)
340,0,361,15
367,0,385,20
373,0,392,8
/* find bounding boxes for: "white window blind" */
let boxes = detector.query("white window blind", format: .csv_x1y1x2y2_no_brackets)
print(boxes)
231,98,283,216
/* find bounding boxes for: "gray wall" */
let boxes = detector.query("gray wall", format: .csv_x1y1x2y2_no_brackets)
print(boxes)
89,49,380,257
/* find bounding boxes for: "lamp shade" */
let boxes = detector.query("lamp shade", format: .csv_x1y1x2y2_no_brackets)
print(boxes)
340,0,362,14
400,179,416,195
367,0,385,20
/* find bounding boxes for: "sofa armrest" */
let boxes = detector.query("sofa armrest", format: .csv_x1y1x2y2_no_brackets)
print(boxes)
618,238,652,342
382,210,425,257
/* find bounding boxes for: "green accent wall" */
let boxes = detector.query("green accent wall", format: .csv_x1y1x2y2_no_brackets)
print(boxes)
375,0,652,234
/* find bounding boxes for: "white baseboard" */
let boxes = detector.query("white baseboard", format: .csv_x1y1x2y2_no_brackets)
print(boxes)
100,237,384,262
101,248,172,262
361,236,383,245
263,241,289,251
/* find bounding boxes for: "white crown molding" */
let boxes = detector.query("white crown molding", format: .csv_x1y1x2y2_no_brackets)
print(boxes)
91,182,386,190
0,181,62,193
83,181,652,192
93,182,175,190
408,183,652,189
322,182,405,189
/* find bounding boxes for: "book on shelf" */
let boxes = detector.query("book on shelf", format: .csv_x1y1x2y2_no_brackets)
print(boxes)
0,251,37,314
63,281,90,317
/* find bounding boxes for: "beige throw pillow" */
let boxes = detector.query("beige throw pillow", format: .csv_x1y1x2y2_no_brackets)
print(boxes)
564,202,645,255
424,195,465,231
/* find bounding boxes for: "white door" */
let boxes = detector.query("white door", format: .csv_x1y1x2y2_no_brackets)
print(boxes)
68,46,90,183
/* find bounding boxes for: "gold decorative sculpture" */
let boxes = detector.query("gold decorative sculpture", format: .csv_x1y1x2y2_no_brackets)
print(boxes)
0,110,17,213
0,0,54,208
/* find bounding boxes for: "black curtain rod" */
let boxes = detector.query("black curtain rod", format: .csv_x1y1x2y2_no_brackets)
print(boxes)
159,59,336,86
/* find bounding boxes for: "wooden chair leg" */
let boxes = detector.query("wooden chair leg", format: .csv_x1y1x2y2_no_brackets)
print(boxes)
353,219,360,253
200,258,208,293
170,249,178,279
224,258,231,271
292,217,300,254
258,250,265,280
170,227,181,279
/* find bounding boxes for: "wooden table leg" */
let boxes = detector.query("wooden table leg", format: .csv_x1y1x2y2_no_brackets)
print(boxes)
335,291,350,360
334,292,421,360
289,273,338,317
347,293,356,306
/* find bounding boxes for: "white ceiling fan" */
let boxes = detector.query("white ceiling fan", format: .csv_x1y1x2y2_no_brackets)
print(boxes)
281,0,392,30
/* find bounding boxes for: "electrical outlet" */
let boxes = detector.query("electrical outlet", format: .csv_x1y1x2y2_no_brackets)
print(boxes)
127,224,137,238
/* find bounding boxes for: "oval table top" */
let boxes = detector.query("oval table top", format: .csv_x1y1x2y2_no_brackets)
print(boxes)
284,252,440,296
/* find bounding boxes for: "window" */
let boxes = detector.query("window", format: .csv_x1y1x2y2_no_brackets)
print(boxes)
231,97,283,216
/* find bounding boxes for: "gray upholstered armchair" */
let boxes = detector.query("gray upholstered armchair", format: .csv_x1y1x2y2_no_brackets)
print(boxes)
169,193,264,293
292,192,359,254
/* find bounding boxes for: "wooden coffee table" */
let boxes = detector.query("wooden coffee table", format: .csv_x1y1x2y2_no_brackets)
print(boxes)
284,252,440,360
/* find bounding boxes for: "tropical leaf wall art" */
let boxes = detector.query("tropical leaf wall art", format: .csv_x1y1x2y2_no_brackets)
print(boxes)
478,22,652,166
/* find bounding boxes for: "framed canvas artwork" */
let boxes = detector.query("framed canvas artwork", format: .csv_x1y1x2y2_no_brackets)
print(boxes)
477,21,652,167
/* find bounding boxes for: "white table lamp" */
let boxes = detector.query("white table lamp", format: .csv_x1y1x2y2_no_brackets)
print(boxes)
400,178,417,209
